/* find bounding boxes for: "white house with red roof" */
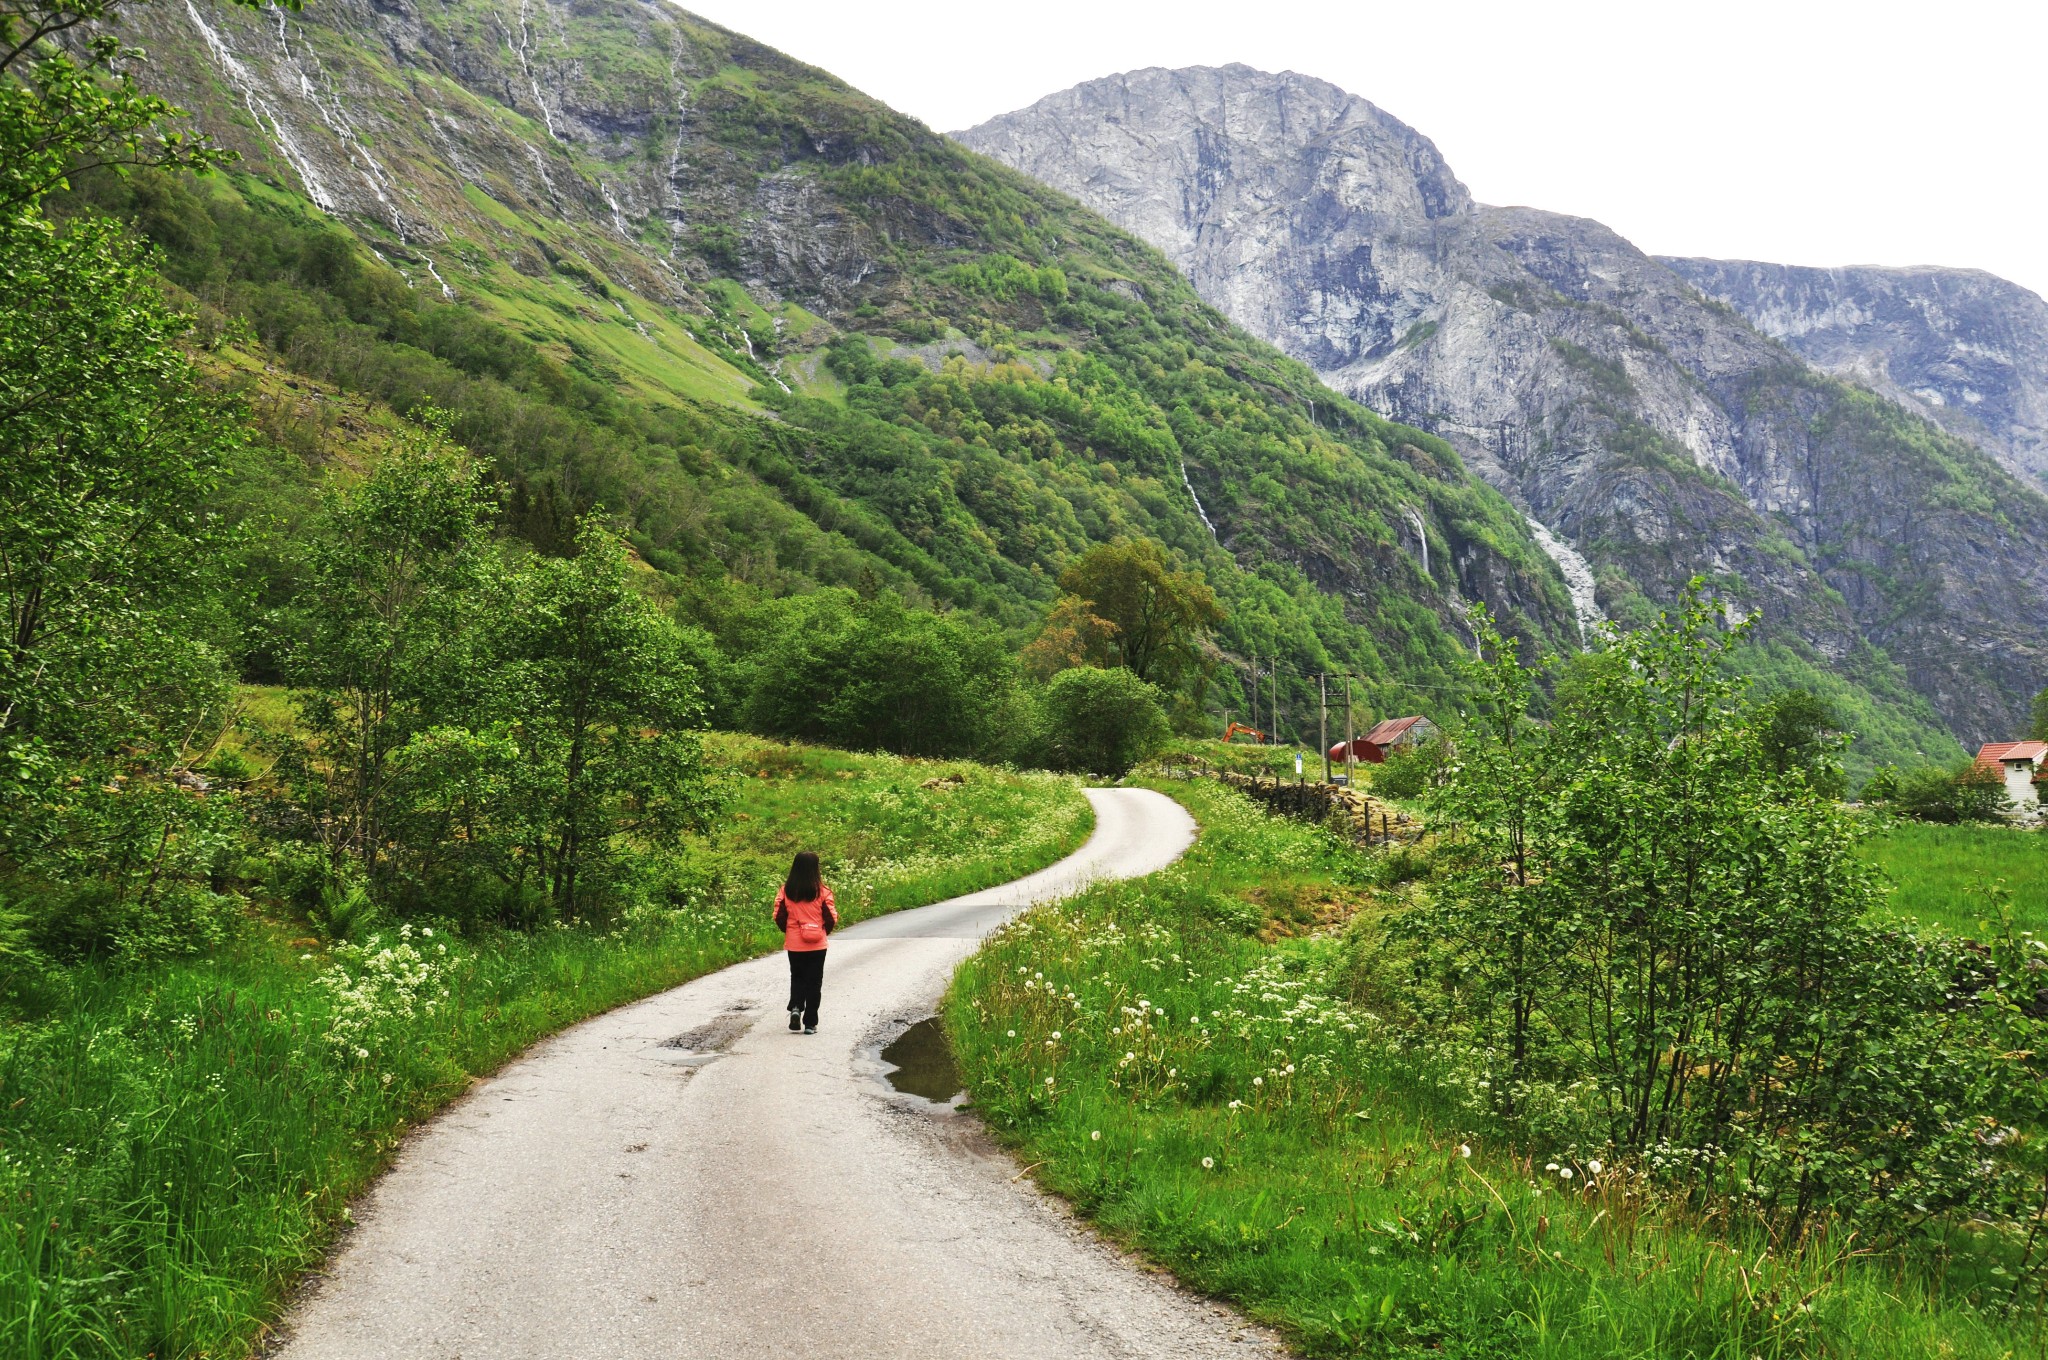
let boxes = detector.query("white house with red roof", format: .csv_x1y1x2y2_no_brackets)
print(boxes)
1975,741,2046,820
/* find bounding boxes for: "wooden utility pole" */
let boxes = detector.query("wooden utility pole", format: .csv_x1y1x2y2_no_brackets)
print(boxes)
1270,662,1279,748
1344,676,1355,786
1319,673,1329,784
1249,656,1259,743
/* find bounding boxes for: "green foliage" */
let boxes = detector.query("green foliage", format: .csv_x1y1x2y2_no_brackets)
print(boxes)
1368,735,1446,799
1874,761,2013,825
0,739,1089,1360
737,589,1018,759
0,0,264,966
951,776,2032,1358
1402,588,1983,1235
1758,686,1849,798
2032,685,2048,741
0,0,252,219
0,210,237,772
1053,538,1224,693
274,442,718,924
1029,666,1170,776
485,521,715,917
944,253,1069,304
280,421,500,883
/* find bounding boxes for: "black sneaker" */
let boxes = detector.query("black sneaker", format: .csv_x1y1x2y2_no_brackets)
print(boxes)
803,1024,817,1035
788,1006,802,1032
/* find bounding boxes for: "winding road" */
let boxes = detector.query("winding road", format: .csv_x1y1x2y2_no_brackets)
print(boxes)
273,787,1286,1359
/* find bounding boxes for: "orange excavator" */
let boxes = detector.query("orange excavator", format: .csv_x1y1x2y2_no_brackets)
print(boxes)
1221,722,1267,744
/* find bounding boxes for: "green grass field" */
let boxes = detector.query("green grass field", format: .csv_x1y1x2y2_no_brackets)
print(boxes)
1860,817,2048,936
948,778,2031,1359
0,737,1089,1360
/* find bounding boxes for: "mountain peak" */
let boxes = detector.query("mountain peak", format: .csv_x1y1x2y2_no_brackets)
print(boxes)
960,68,2048,751
954,63,1472,232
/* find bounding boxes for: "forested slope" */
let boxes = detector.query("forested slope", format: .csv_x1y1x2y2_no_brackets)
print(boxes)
99,0,1583,727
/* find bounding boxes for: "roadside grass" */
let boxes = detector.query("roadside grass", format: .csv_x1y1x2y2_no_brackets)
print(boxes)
0,737,1090,1360
1860,817,2048,936
947,776,2028,1359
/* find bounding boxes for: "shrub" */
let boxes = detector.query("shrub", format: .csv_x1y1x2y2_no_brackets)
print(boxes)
1399,587,1994,1234
1888,761,2010,823
1370,737,1446,798
1029,667,1170,776
741,590,1017,759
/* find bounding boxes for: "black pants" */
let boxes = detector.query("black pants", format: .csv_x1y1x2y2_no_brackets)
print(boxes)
787,949,826,1027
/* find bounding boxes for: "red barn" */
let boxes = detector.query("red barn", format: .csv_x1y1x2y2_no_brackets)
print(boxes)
1329,715,1439,765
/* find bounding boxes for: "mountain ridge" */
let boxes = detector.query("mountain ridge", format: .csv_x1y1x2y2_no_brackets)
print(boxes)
956,65,2047,752
100,0,1591,734
1661,256,2048,494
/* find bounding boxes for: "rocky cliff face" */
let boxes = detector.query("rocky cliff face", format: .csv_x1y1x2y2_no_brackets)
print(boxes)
1662,259,2048,494
957,68,2048,748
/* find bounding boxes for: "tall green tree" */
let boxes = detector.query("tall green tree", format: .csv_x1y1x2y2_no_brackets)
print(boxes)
2032,684,2048,741
1758,687,1848,798
284,422,498,881
1030,666,1169,776
1051,539,1222,691
0,0,258,921
492,520,714,918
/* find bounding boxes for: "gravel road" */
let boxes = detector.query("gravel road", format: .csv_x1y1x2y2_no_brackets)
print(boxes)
272,786,1287,1359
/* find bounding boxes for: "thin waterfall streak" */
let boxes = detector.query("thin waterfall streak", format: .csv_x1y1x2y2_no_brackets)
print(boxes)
1180,461,1218,539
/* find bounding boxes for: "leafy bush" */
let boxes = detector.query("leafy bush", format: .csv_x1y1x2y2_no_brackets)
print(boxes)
1368,736,1445,798
740,590,1018,759
1883,761,2011,823
1399,587,2002,1236
1029,666,1170,776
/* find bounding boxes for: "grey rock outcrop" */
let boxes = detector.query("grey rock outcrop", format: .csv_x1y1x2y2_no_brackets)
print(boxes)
957,67,2048,746
1663,259,2048,494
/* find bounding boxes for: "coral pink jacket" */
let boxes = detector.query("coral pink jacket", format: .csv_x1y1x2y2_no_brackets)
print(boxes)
773,886,837,952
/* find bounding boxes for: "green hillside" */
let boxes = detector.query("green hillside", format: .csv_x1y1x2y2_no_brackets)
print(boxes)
94,0,1604,729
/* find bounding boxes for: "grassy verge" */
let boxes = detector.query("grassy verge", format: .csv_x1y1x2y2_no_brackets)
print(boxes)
0,736,1090,1360
947,776,2026,1359
1859,817,2048,935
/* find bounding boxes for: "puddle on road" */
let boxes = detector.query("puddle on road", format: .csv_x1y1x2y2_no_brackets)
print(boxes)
881,1018,966,1105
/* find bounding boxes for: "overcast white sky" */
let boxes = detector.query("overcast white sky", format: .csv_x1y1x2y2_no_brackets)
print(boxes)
680,0,2048,298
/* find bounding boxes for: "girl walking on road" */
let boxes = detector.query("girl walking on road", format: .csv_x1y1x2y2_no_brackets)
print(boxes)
774,851,837,1034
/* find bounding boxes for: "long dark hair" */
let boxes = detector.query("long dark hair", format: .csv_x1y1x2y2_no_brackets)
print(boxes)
783,851,822,903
